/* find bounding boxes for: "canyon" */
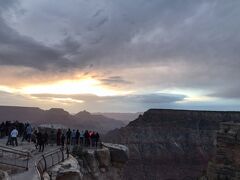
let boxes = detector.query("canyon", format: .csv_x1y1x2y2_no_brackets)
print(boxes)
105,109,240,180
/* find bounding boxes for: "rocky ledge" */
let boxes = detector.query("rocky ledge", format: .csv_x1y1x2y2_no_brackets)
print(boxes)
45,143,129,180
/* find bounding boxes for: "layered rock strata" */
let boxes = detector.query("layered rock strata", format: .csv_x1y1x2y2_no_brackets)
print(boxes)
105,109,240,180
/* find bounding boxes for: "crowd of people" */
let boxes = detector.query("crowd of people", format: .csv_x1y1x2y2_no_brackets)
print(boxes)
56,129,100,148
0,121,101,152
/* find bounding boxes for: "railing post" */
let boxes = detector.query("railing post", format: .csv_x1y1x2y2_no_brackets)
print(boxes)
66,146,69,158
51,154,54,167
42,155,47,172
26,152,30,170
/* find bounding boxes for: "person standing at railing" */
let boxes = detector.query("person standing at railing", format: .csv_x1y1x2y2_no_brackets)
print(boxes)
84,130,90,147
61,133,65,147
66,128,71,145
71,129,76,145
76,129,80,145
91,131,95,147
26,124,32,142
43,131,49,146
10,127,18,146
80,130,84,145
6,127,13,146
95,132,100,147
0,122,5,138
37,131,44,152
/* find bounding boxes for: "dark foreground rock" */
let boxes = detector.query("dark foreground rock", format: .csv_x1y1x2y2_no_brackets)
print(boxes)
104,109,240,180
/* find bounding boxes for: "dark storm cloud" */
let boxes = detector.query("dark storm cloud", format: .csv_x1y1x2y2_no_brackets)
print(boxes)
2,0,240,69
0,1,76,70
0,18,76,70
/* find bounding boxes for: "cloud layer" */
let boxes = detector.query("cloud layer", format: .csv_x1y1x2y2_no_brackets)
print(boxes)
0,0,240,112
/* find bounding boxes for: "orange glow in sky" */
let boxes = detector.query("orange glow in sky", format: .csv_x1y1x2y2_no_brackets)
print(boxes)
21,78,126,96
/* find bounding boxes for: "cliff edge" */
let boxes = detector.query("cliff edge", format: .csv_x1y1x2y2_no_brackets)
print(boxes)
206,122,240,180
104,109,240,180
45,143,129,180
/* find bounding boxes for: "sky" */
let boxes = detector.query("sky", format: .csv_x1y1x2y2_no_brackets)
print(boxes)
0,0,240,113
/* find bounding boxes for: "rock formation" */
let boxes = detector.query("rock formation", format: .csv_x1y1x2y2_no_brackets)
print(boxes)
46,143,129,180
207,122,240,180
104,109,240,180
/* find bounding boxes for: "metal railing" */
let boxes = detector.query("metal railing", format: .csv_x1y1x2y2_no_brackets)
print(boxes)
36,147,69,180
0,145,30,170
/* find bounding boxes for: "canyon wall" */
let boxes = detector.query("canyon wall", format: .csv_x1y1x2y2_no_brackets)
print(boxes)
105,109,240,180
207,122,240,180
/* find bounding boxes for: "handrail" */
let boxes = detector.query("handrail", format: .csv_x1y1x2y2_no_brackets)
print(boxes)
0,145,29,156
0,145,30,170
35,147,69,180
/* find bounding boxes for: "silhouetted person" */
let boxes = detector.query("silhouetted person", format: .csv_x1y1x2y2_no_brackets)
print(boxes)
95,132,100,147
80,130,84,145
6,127,13,146
61,133,65,147
56,129,62,146
11,127,18,146
26,124,32,142
0,122,5,138
21,123,28,142
71,129,76,145
66,129,71,145
43,131,49,145
5,121,11,138
35,131,40,149
84,130,90,147
91,131,95,147
31,130,37,144
76,130,80,145
37,132,44,152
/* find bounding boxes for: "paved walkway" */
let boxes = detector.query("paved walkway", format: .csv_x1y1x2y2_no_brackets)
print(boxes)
0,138,101,180
0,137,61,180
